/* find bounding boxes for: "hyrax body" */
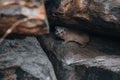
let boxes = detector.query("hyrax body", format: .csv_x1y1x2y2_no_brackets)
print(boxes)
55,26,89,47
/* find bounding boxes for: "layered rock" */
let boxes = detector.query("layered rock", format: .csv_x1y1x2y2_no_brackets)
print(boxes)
46,0,120,36
0,0,49,35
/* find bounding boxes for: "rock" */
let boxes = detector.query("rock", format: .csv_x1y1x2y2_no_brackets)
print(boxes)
0,67,17,80
38,33,120,80
16,68,39,80
0,0,49,35
45,0,120,36
0,37,57,80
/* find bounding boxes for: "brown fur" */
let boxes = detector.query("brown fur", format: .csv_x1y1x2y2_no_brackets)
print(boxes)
55,26,90,47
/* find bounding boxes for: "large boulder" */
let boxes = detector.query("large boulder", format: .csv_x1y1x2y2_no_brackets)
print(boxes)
0,37,57,80
46,0,120,36
0,0,49,35
38,33,120,80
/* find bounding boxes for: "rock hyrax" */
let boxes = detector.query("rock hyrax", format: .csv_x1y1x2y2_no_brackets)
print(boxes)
55,26,90,47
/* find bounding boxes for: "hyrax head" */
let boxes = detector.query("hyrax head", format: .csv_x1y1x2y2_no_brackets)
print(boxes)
55,26,66,38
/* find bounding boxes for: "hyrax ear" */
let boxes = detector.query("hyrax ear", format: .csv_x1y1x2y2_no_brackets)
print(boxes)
62,27,66,31
55,26,60,30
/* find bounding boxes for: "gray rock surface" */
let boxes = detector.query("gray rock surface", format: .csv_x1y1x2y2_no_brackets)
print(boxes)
0,37,57,80
38,33,120,80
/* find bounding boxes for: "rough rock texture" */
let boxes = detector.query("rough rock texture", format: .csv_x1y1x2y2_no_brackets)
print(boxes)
0,37,57,80
0,0,120,80
0,0,49,35
46,0,120,36
38,33,120,80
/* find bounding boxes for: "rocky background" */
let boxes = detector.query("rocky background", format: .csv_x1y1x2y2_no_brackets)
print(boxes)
0,0,120,80
46,0,120,36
